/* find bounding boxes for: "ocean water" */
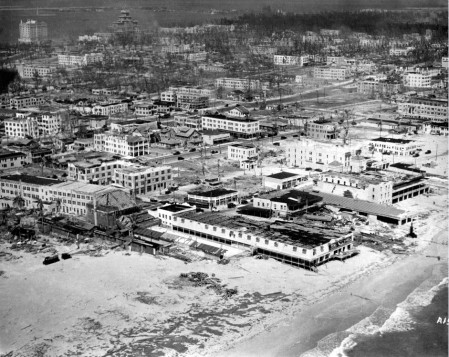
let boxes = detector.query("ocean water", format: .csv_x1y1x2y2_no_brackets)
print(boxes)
344,279,448,357
301,277,448,357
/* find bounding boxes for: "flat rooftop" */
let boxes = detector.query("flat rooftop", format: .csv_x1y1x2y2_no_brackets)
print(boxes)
371,137,413,144
0,174,61,186
159,204,193,213
177,211,348,249
266,171,302,180
188,188,238,198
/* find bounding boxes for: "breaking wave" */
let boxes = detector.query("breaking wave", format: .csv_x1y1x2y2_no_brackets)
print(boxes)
301,277,448,357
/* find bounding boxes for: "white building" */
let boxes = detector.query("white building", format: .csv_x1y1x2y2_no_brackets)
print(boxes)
201,114,260,138
5,109,66,138
263,171,306,190
273,55,309,66
92,102,128,116
313,66,350,81
285,139,361,172
215,78,261,91
404,72,432,88
20,65,56,79
0,150,28,169
187,188,239,209
442,57,448,68
316,171,393,205
19,19,48,43
9,95,46,109
227,144,257,161
57,52,104,67
398,97,448,122
94,133,150,157
369,137,424,156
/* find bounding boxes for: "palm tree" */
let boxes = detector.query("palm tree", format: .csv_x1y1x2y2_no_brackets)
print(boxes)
13,195,25,210
35,198,44,229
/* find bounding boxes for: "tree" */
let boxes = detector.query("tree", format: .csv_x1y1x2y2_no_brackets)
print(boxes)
35,198,44,229
13,195,25,210
32,69,41,89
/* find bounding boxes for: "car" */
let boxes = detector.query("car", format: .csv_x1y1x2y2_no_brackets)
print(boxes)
292,134,299,137
173,151,181,155
178,156,185,160
193,179,201,185
227,203,236,208
273,142,280,146
305,167,313,171
425,150,431,154
280,136,287,140
43,255,60,265
413,153,419,157
189,148,196,152
241,200,249,204
61,253,71,260
211,150,218,154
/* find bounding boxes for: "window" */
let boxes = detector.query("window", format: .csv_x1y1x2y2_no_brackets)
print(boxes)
293,246,297,252
274,242,278,247
221,228,225,233
213,226,217,231
247,235,251,240
205,225,208,229
256,238,260,243
313,249,316,255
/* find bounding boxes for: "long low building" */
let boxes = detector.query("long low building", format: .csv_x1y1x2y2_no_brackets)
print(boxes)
187,188,238,209
169,211,355,270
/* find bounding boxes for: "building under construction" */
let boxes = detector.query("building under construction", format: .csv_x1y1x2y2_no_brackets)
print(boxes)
170,211,355,270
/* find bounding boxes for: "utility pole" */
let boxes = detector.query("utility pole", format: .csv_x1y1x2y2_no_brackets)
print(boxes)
217,158,220,182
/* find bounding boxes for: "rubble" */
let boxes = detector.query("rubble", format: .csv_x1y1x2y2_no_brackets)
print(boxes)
179,272,238,298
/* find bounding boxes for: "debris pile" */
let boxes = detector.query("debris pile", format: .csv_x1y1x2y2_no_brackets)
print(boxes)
179,272,238,298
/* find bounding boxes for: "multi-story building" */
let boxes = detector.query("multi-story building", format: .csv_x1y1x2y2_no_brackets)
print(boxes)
398,97,448,122
285,139,361,172
316,171,393,205
273,55,309,66
110,9,140,37
306,121,337,140
19,19,48,43
389,47,414,56
94,133,150,157
160,91,176,102
187,188,239,209
442,57,448,68
169,86,215,98
5,109,66,138
57,52,104,67
357,78,402,95
170,211,354,269
174,114,202,129
369,137,424,156
183,51,207,61
113,165,172,196
0,150,28,169
92,102,128,116
227,144,257,161
215,78,261,91
326,56,346,65
9,95,46,109
201,114,260,138
320,29,340,36
313,66,349,81
20,65,56,79
404,72,432,88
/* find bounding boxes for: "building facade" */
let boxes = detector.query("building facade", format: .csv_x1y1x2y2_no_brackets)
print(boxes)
19,19,48,43
227,144,257,161
398,97,448,122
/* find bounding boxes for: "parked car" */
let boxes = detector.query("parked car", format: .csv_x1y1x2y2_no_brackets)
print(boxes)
425,150,431,154
43,255,60,265
173,151,181,155
178,156,185,160
280,136,287,140
189,148,196,152
292,134,299,137
227,203,236,208
273,142,280,146
211,150,218,154
193,179,201,185
413,153,420,157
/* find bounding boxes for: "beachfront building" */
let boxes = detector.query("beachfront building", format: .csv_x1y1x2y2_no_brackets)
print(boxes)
170,211,355,269
92,102,128,116
369,138,424,156
187,188,239,209
263,172,306,190
397,97,448,122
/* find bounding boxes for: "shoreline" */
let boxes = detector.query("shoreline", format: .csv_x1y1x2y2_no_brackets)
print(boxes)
207,225,448,357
